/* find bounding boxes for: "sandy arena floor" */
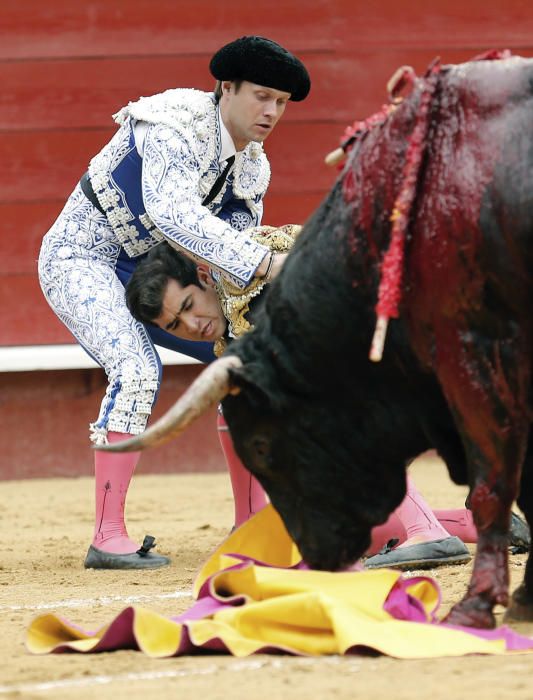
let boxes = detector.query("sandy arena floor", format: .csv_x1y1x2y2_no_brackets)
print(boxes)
1,453,533,700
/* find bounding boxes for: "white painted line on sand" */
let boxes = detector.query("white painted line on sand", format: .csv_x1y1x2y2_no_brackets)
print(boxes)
0,657,359,695
0,590,192,612
0,667,222,695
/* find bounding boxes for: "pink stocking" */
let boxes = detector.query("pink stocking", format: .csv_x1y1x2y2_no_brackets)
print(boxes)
433,508,478,542
366,511,408,556
396,475,451,543
366,475,451,555
92,431,141,554
217,413,268,528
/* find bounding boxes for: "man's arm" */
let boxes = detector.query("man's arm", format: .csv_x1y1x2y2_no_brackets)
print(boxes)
141,123,270,289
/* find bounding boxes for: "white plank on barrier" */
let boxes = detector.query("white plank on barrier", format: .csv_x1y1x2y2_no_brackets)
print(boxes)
0,344,200,372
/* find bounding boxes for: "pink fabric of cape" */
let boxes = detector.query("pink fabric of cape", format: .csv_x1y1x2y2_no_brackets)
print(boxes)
26,505,533,659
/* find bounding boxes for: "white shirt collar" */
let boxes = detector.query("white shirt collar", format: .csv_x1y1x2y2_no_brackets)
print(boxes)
218,107,237,163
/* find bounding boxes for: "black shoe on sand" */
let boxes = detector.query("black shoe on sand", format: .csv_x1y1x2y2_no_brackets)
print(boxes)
364,536,471,570
509,512,531,553
84,535,170,570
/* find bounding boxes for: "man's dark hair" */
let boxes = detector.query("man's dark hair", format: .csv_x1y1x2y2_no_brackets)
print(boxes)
126,243,202,324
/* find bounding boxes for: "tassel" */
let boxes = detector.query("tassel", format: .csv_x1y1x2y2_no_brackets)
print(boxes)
369,60,441,361
89,423,109,446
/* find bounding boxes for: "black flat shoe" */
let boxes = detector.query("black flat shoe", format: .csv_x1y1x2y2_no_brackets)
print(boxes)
84,535,171,570
364,536,471,570
509,512,531,553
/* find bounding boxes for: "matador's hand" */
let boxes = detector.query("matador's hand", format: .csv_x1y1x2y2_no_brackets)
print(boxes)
252,224,302,281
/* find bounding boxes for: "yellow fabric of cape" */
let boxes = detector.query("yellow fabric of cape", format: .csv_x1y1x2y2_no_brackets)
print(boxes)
27,505,530,658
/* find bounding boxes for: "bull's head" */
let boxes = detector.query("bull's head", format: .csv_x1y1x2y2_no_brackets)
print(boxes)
97,351,407,571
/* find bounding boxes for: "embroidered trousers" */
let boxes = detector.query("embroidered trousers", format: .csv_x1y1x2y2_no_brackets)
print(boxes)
38,185,215,444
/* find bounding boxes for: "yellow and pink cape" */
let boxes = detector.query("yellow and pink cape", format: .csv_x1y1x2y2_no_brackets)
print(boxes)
27,505,533,658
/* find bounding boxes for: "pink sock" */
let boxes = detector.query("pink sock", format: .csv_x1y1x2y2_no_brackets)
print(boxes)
433,508,478,542
217,414,268,527
366,476,451,555
396,475,451,543
92,431,141,554
367,511,408,555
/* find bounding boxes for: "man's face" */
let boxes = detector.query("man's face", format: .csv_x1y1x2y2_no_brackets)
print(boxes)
219,81,290,150
153,268,227,342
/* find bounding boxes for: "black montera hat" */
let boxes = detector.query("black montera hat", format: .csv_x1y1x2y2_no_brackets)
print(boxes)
210,36,311,102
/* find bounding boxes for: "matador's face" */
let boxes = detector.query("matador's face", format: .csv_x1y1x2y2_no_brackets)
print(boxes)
220,81,290,150
153,267,227,343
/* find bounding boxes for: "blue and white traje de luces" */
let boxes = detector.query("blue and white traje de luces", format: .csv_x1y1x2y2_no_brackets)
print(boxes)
38,88,272,443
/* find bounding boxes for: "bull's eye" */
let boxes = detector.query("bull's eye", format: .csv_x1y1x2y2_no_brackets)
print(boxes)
252,436,270,458
243,434,272,474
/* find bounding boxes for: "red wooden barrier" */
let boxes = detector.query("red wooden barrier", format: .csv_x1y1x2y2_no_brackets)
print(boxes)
0,365,223,479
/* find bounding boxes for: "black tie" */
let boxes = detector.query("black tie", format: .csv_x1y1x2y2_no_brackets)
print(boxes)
202,156,235,206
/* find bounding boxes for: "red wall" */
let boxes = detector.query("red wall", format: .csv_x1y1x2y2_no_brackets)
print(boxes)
0,365,223,479
2,0,533,477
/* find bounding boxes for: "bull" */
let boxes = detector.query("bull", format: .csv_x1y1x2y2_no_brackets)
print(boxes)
100,53,533,629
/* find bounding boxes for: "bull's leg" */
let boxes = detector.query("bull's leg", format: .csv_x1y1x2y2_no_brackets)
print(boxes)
431,327,529,628
444,478,512,628
506,440,533,622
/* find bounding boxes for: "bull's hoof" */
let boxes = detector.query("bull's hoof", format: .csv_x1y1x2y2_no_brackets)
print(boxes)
443,598,497,629
504,585,533,622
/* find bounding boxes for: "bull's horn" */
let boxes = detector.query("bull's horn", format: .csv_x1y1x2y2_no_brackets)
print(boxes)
324,146,346,167
95,354,243,453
